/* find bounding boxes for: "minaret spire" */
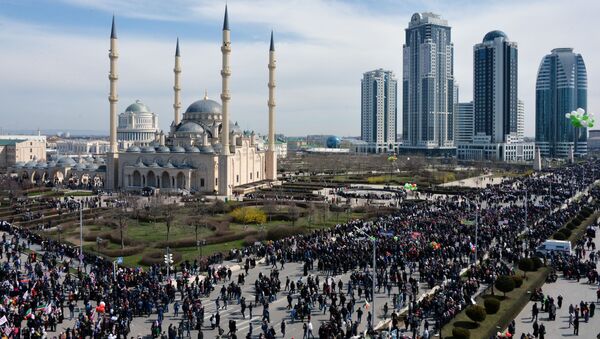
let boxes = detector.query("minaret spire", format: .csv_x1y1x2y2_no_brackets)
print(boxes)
220,5,231,154
173,38,182,125
108,15,119,153
266,30,277,180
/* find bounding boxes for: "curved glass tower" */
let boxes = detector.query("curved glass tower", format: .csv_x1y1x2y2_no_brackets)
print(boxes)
535,48,587,157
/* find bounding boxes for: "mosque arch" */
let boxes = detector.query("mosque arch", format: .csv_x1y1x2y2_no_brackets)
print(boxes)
147,171,156,187
161,171,171,189
132,170,142,187
176,172,186,189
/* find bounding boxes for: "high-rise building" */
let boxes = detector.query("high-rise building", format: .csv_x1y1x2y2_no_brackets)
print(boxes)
517,99,525,140
535,48,588,157
457,31,534,162
455,102,474,144
360,69,398,153
401,12,455,154
473,31,518,143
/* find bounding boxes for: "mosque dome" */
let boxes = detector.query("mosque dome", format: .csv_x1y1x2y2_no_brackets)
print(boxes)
156,145,171,153
125,100,151,113
126,146,141,153
57,157,77,166
14,162,25,168
141,146,156,153
185,146,201,153
170,145,186,153
483,30,508,42
176,122,205,133
185,98,222,114
199,145,215,154
36,162,48,169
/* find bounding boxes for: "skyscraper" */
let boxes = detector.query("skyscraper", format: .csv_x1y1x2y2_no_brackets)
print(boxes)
535,48,588,157
517,99,525,140
401,12,455,154
455,102,474,144
360,69,398,153
473,31,518,143
457,31,534,162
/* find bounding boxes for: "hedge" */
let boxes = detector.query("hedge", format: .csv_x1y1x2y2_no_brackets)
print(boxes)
512,275,523,288
265,226,307,241
553,232,566,240
452,327,470,339
484,297,501,315
98,245,145,257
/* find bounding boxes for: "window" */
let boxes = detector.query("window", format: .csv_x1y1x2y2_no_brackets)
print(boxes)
200,178,205,187
257,171,259,179
236,175,239,183
250,172,253,180
215,178,218,186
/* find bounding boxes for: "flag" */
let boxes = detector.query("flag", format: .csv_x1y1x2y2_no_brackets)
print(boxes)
35,303,47,312
24,308,34,319
44,303,52,315
469,243,476,253
0,315,7,326
461,220,475,226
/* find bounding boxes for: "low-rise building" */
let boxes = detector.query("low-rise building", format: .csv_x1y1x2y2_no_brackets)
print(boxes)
0,135,46,169
56,139,111,156
457,133,534,162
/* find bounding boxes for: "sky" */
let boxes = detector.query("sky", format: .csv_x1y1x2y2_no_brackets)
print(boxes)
0,0,598,138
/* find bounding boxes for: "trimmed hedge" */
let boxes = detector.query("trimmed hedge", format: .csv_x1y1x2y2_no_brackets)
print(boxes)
558,228,572,238
265,226,307,241
553,232,566,240
495,275,515,296
532,257,543,270
484,297,501,315
465,305,486,323
452,327,470,339
98,245,145,257
512,275,523,288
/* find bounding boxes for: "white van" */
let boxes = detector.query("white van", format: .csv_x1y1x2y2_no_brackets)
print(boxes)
536,240,572,256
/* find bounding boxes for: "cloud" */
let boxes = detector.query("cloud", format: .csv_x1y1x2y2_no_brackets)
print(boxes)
1,0,598,139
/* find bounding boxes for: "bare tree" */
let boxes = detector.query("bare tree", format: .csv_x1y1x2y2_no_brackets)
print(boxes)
263,200,277,223
288,202,300,226
162,204,176,242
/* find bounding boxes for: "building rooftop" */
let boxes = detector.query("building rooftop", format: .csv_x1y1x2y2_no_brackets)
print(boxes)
0,139,26,146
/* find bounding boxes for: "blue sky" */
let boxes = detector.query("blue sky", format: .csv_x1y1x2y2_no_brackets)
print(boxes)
1,0,598,137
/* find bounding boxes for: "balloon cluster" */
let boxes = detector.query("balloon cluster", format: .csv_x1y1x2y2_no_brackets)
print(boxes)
430,241,441,250
387,155,398,162
404,183,417,191
565,108,594,128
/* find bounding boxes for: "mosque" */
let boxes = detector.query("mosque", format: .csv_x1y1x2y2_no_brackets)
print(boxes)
105,6,278,196
9,6,277,196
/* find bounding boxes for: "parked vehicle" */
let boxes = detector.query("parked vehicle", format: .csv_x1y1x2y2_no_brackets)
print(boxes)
536,240,572,256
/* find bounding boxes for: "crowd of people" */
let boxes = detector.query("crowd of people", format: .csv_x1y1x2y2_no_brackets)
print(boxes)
0,160,599,339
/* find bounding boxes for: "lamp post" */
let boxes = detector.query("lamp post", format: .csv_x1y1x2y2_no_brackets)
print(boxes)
72,199,84,268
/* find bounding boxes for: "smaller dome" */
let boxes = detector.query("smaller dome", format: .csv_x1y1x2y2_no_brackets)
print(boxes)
24,161,37,168
185,98,222,114
170,145,186,153
176,122,205,133
14,162,25,168
230,121,242,134
483,30,508,42
212,143,224,153
127,146,141,153
74,163,86,171
125,100,150,113
57,157,77,166
86,163,98,170
185,145,201,153
163,161,175,168
47,161,57,168
141,146,156,153
148,161,161,168
36,162,48,169
199,145,215,154
157,145,171,153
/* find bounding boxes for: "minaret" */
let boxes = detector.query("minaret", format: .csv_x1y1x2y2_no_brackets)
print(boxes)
106,15,120,191
220,5,231,154
173,38,182,125
109,15,119,153
266,31,277,181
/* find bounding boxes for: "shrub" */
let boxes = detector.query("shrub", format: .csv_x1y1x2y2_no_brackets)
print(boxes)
566,223,576,230
512,275,523,288
484,297,501,314
532,257,543,270
559,228,572,238
98,245,144,257
242,234,261,247
465,305,486,323
230,207,267,224
452,327,470,339
495,275,515,296
553,232,566,240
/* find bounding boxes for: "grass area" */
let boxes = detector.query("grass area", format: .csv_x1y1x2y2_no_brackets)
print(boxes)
442,267,549,339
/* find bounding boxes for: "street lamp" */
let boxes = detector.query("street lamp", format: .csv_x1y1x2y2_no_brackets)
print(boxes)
71,198,84,267
57,225,62,244
463,196,479,265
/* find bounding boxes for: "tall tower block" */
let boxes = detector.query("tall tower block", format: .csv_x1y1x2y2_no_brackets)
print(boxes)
173,38,182,125
266,31,277,180
106,15,120,191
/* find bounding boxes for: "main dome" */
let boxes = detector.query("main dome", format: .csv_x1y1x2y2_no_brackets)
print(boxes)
483,30,508,42
185,98,222,114
125,100,151,113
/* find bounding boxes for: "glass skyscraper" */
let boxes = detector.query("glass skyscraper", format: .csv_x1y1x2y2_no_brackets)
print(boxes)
473,31,519,143
401,12,455,154
360,69,398,153
535,48,588,157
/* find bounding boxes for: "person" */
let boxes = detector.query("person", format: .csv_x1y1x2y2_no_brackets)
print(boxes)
591,302,596,317
532,320,538,338
280,320,286,338
557,295,563,309
574,316,579,336
307,321,314,339
539,323,546,339
532,303,538,321
197,330,203,339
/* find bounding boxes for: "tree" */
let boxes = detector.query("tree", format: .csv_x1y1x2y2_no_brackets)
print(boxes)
465,305,486,324
288,203,300,226
518,258,534,278
263,200,277,223
307,202,316,226
162,204,176,242
494,275,515,297
484,298,500,314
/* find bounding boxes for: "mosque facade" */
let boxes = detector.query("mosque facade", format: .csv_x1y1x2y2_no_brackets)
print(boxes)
105,6,278,196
